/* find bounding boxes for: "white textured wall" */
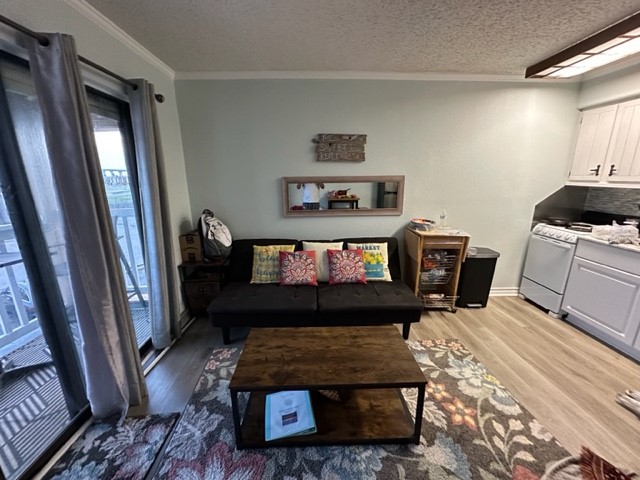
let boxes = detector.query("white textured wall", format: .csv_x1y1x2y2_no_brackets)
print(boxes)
2,0,192,296
176,79,580,290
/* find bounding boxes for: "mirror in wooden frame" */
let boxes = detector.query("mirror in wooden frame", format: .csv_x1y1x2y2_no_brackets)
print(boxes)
282,175,404,217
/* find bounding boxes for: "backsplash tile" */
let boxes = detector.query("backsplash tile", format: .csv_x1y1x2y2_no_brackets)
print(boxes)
533,186,640,227
585,188,640,216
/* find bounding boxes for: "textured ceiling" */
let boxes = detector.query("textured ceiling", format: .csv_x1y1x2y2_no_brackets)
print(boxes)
83,0,640,75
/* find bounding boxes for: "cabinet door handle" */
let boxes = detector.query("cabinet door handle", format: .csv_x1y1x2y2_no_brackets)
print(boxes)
589,164,601,176
608,164,617,176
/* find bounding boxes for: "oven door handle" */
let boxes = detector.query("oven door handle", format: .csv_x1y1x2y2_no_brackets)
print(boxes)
534,234,573,249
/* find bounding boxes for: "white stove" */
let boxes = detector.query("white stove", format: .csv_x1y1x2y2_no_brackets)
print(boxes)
520,223,592,318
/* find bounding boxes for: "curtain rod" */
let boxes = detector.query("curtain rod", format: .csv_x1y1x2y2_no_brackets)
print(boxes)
0,14,164,103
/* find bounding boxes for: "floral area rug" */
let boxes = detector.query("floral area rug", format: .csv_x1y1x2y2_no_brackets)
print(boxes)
154,339,572,479
43,413,179,479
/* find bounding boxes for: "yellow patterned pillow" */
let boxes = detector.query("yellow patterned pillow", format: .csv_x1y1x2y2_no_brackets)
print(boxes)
250,244,296,283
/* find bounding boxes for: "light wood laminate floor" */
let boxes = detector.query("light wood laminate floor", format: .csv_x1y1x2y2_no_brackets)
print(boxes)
133,296,640,471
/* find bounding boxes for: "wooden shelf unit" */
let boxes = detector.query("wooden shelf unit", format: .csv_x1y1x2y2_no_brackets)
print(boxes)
236,388,416,448
404,226,469,312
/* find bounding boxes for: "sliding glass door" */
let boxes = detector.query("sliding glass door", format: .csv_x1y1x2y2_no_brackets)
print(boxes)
0,55,88,479
87,92,151,349
0,39,160,477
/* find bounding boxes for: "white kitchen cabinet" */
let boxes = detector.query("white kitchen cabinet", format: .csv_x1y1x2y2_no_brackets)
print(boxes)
561,239,640,360
567,105,618,182
604,98,640,184
567,98,640,187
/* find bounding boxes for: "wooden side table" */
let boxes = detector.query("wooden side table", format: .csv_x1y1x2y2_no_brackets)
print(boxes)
178,257,228,317
328,195,360,209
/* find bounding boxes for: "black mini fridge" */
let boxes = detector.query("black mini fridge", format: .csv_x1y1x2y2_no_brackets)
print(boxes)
456,247,500,308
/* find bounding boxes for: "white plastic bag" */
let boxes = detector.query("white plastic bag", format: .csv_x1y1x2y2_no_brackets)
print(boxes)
591,222,639,245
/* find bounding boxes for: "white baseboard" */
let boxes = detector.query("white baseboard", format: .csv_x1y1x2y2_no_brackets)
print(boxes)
489,287,520,296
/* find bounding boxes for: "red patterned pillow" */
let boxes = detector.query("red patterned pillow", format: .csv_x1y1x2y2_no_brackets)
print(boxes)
327,249,367,285
279,250,318,286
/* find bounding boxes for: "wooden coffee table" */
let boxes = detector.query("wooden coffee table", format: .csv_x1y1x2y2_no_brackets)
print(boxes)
229,325,427,449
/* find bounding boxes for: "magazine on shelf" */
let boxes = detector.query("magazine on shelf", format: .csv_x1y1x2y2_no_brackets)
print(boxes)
265,390,317,441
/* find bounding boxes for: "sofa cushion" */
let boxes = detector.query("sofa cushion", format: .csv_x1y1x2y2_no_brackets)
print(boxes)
316,280,423,324
302,241,343,282
347,241,392,281
327,249,367,285
279,250,318,286
208,282,317,325
334,237,401,280
251,244,296,283
229,239,299,282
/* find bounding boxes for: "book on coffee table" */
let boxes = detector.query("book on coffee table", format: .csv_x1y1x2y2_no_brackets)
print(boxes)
265,390,316,441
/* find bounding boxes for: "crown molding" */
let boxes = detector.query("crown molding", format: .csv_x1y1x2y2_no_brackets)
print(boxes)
63,0,175,79
175,70,577,83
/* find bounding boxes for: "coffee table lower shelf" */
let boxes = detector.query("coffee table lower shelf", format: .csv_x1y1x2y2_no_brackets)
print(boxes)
231,387,423,449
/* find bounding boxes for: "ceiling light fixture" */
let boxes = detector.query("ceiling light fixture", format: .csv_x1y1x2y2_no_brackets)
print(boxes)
525,11,640,78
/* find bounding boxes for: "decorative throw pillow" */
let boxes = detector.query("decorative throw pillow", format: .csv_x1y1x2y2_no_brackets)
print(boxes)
279,250,318,286
302,241,343,282
327,249,367,285
250,244,296,283
347,242,392,281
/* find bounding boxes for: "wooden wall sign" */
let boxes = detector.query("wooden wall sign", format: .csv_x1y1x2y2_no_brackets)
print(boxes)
313,134,366,162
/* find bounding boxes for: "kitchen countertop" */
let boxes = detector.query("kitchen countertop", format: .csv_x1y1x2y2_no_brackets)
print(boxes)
580,234,640,254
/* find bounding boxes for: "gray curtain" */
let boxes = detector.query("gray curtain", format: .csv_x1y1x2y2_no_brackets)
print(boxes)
27,34,146,419
128,79,180,349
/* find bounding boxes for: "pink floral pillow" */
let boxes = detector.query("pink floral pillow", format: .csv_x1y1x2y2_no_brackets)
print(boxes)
327,249,367,285
279,250,318,286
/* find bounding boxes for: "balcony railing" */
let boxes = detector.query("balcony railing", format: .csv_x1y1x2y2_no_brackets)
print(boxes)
0,224,38,351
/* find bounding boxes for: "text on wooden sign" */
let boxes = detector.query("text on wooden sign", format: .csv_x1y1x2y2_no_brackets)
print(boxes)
313,134,367,162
